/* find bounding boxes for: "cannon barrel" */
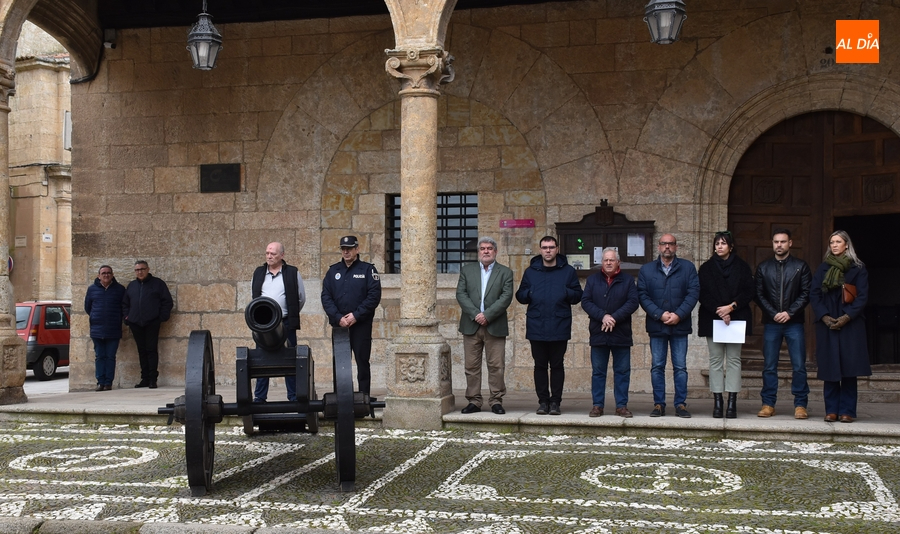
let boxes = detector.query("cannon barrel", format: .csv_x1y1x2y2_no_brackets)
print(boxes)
244,296,286,351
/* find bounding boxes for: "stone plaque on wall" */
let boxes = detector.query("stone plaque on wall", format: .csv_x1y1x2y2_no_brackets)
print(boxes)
200,164,241,193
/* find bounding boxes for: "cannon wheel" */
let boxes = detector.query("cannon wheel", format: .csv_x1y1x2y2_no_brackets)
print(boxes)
332,328,355,491
185,330,216,497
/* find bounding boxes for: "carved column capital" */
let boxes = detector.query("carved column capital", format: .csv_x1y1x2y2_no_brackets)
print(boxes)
385,48,454,96
0,62,15,112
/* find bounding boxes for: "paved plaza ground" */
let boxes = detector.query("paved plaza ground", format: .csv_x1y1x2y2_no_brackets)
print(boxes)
0,420,899,533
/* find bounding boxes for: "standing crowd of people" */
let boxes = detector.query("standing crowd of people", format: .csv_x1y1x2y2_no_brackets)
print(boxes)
84,228,872,423
458,228,870,422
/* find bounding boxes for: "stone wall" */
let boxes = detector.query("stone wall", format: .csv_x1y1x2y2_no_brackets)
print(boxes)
69,1,900,400
9,21,72,301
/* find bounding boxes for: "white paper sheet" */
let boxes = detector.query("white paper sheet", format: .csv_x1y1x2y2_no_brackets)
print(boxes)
712,320,746,344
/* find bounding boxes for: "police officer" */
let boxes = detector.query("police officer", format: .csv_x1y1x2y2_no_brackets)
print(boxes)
321,236,382,395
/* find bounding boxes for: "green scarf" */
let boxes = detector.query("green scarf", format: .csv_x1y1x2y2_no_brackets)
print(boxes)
822,254,852,292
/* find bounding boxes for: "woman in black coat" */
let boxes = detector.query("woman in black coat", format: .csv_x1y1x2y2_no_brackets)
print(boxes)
810,230,870,423
698,231,755,419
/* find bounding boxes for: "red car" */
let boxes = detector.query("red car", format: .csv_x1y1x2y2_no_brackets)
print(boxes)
15,301,71,380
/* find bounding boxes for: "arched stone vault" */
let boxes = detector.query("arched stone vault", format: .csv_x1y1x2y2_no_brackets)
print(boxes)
0,0,101,82
258,23,614,269
635,5,900,260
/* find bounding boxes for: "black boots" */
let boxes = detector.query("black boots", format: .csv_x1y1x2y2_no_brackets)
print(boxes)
726,392,738,419
712,393,723,418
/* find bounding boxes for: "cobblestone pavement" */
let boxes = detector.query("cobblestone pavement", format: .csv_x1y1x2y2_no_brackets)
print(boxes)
1,422,899,533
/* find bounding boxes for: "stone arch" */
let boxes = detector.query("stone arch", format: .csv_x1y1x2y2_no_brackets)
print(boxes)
695,73,900,253
0,0,102,82
259,22,615,272
318,95,543,274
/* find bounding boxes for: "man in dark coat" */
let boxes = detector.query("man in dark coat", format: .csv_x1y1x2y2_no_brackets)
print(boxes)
321,236,382,396
515,235,583,416
251,241,306,402
581,248,639,418
122,260,173,388
637,233,700,418
84,265,126,391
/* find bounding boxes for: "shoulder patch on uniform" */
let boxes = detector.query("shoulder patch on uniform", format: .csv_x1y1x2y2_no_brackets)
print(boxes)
372,272,380,281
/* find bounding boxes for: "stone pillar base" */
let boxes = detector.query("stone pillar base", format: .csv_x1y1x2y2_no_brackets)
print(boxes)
0,322,27,405
383,338,454,429
382,395,454,430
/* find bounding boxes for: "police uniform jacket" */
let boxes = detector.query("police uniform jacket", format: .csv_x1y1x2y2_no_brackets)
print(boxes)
321,257,382,328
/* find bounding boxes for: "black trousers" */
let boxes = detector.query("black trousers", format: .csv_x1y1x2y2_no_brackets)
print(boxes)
333,322,373,395
531,339,568,404
130,319,161,382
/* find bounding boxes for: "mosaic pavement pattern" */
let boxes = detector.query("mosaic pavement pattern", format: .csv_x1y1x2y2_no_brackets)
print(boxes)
1,422,899,533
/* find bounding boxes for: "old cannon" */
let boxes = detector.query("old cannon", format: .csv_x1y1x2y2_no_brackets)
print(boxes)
158,296,384,496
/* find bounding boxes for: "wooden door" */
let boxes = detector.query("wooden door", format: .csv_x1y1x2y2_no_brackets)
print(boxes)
728,111,900,368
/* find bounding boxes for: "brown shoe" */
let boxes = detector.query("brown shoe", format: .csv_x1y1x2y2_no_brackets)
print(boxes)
96,384,105,392
839,415,854,423
794,406,808,419
589,406,603,417
757,405,775,417
615,407,633,418
824,413,838,422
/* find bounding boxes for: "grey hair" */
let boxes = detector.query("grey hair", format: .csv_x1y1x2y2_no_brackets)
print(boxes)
824,230,864,266
601,247,620,261
478,236,498,250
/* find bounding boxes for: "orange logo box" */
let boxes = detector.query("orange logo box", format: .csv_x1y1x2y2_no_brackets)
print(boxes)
836,20,879,63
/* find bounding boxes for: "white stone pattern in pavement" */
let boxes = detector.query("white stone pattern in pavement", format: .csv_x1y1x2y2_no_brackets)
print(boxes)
0,424,898,532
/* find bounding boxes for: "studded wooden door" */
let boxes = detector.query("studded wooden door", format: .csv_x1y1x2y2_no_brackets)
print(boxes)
728,111,900,367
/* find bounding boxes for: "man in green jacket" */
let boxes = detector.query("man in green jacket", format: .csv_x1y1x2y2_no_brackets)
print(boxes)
456,237,514,415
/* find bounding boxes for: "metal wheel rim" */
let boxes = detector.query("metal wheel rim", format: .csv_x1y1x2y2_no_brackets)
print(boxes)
185,330,216,496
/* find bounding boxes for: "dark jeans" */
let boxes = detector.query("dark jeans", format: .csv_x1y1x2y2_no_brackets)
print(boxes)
129,320,161,382
824,377,858,418
332,322,373,395
254,328,298,402
650,335,688,407
590,345,631,408
92,337,120,386
761,322,809,407
530,340,568,405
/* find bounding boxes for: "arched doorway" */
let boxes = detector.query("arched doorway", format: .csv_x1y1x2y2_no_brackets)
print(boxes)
728,110,900,370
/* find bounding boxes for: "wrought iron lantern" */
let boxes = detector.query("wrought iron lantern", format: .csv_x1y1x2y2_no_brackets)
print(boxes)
187,0,223,70
644,0,687,45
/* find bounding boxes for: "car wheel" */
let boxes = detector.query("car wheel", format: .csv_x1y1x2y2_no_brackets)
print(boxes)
33,351,57,381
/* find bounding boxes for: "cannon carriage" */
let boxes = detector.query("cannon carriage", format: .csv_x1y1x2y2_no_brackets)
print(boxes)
159,296,384,496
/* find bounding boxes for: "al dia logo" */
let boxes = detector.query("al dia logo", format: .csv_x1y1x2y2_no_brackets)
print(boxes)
836,20,879,63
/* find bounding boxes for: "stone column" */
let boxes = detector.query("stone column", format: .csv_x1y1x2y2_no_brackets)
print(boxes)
50,167,72,300
0,59,27,404
382,48,454,429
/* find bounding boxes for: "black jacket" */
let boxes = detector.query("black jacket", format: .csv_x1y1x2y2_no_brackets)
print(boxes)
755,255,811,325
698,254,755,338
84,277,126,339
122,274,173,327
581,270,639,347
321,257,382,327
252,261,304,331
515,254,583,341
